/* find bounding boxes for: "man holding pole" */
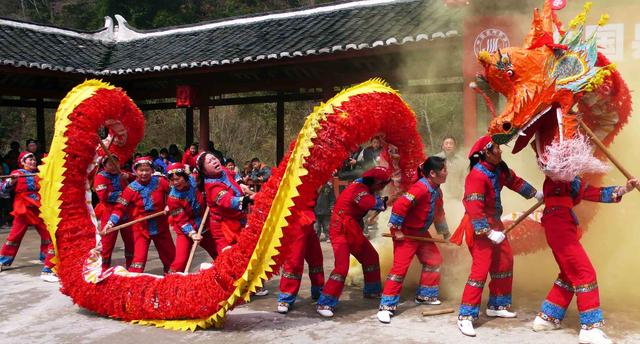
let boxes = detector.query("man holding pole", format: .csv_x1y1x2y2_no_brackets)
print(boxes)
451,136,542,337
376,156,450,324
102,156,175,273
165,162,217,273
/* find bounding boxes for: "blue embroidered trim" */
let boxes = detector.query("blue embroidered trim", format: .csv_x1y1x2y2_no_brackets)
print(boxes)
416,285,439,298
317,293,339,307
277,292,297,304
471,218,490,232
129,176,160,212
231,196,242,210
579,309,604,325
108,214,120,225
310,285,323,299
600,186,617,203
380,295,401,307
0,255,14,265
363,282,382,295
181,223,194,235
474,164,503,217
373,195,385,211
570,177,582,199
389,213,404,227
205,171,241,197
148,219,159,235
418,178,439,232
19,169,37,192
488,294,512,307
540,300,567,320
459,304,480,318
518,182,535,199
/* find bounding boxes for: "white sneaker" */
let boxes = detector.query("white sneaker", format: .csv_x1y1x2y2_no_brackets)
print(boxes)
317,306,334,318
532,315,560,332
277,302,290,314
377,310,392,324
255,288,269,296
199,262,213,271
457,319,476,337
486,308,517,318
578,328,612,344
40,272,59,283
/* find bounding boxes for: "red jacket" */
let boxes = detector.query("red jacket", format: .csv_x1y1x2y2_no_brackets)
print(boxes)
463,161,536,235
109,175,170,235
93,170,130,219
542,176,622,220
2,168,41,222
389,178,447,237
168,176,206,236
181,150,198,170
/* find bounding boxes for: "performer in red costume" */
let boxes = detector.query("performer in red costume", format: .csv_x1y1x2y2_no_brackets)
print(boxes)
316,166,390,318
451,136,541,337
276,198,325,314
103,156,175,273
197,152,254,254
0,152,57,282
166,162,217,273
93,154,134,271
531,175,638,344
376,156,450,324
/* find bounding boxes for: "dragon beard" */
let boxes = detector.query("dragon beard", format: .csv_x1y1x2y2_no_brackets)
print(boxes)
539,133,610,182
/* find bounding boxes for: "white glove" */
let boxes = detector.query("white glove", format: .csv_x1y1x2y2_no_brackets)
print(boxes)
487,230,506,244
534,190,544,202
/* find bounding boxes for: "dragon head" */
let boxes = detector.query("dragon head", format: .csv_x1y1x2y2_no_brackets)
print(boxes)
479,1,631,181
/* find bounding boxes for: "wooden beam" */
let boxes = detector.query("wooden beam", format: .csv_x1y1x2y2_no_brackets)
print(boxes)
36,98,46,151
185,107,194,148
137,92,326,110
198,102,210,152
276,92,285,164
0,98,59,108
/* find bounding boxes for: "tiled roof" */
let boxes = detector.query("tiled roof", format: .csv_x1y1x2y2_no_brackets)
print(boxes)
0,0,462,76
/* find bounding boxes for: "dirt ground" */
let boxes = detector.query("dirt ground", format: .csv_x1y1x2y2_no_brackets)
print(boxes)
1,227,639,344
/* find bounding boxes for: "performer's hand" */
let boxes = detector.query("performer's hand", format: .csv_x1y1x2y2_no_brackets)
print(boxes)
534,190,544,202
101,221,114,235
391,226,404,240
487,230,505,245
624,178,639,193
163,205,170,214
240,184,254,195
191,233,202,241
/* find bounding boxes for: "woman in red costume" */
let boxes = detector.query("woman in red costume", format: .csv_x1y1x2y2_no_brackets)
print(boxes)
103,156,175,273
197,151,254,254
376,156,450,324
93,154,134,271
531,174,638,344
316,166,390,318
166,162,217,273
0,152,57,282
452,136,542,337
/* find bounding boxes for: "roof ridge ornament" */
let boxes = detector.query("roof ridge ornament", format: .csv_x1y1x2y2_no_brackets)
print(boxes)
114,14,145,42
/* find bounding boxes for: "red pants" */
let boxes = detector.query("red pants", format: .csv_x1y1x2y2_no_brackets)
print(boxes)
379,237,442,310
538,208,603,328
209,220,233,255
0,213,54,268
129,225,175,273
278,223,325,304
169,231,218,273
100,227,134,270
317,217,381,308
458,234,513,320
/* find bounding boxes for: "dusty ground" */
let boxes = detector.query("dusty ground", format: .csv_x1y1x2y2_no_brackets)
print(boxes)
1,227,639,344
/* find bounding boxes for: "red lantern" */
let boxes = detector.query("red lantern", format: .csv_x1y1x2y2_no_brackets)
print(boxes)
176,85,196,108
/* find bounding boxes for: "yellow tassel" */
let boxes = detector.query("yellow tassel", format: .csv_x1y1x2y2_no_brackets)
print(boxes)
598,14,609,26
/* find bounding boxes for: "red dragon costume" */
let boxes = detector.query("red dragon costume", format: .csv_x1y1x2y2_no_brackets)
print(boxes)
476,2,635,343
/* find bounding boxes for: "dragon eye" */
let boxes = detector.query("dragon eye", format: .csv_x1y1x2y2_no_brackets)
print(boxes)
506,69,514,77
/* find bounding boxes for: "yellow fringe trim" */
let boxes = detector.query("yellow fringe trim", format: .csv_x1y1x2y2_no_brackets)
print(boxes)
38,80,115,269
